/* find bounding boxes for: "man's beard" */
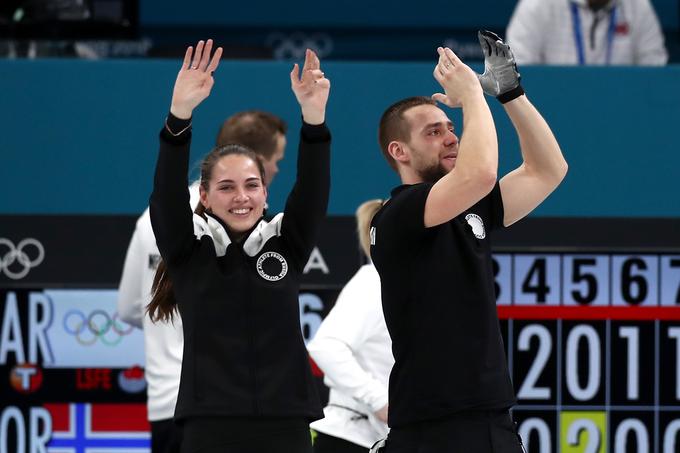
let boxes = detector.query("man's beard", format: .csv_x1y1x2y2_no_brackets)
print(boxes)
417,161,448,184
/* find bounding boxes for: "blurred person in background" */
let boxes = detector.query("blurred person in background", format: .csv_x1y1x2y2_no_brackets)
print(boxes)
308,199,392,453
118,103,288,453
507,0,667,65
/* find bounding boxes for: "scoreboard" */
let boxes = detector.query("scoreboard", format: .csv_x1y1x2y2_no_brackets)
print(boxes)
493,252,680,453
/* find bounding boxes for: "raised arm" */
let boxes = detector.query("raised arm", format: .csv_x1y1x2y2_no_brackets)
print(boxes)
149,40,222,263
425,47,498,227
476,31,568,227
280,50,332,268
499,97,567,226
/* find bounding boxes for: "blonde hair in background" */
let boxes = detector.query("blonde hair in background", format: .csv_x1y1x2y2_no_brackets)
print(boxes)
356,199,383,259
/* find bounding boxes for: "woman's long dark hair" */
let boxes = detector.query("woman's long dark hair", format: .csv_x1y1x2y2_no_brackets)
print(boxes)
147,144,266,323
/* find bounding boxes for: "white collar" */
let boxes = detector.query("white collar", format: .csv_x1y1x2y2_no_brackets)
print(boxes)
192,212,284,257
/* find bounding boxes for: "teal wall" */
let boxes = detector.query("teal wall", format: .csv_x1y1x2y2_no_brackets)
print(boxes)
139,1,679,30
1,59,679,217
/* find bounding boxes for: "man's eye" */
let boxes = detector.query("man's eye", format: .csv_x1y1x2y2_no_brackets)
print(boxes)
219,186,233,191
428,130,440,136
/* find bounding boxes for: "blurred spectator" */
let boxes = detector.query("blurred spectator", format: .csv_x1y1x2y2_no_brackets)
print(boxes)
507,0,667,65
308,199,392,453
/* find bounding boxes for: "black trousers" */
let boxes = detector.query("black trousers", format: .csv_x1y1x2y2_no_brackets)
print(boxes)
181,416,312,453
384,410,524,453
314,432,368,453
151,418,183,453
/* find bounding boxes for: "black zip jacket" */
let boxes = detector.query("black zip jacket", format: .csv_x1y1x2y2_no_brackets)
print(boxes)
150,114,330,422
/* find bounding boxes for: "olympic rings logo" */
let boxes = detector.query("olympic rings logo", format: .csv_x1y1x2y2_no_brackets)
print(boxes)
62,310,134,346
0,238,45,280
265,32,334,60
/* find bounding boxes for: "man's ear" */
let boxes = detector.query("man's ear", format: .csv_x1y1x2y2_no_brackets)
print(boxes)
388,141,409,164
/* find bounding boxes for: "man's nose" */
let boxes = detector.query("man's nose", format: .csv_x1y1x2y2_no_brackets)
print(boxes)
445,131,459,146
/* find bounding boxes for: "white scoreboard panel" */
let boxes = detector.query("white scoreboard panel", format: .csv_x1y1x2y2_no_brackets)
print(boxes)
494,253,680,453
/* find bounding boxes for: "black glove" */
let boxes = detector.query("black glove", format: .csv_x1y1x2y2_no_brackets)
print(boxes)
476,30,524,104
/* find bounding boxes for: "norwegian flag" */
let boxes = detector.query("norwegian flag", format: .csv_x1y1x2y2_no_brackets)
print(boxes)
44,403,151,452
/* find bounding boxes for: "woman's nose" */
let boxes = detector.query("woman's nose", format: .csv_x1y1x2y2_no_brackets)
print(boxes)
234,189,249,201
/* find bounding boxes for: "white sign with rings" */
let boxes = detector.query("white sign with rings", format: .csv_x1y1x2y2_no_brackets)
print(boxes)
42,290,145,368
0,238,45,280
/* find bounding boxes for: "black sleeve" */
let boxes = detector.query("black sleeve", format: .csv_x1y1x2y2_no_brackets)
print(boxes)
149,113,197,265
280,122,331,271
483,182,505,232
371,184,432,257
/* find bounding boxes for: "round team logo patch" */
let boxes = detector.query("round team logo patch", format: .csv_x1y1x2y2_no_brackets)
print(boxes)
256,252,288,281
465,213,486,239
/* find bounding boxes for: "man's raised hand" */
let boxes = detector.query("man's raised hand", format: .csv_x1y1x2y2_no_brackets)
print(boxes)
476,30,523,102
431,47,483,108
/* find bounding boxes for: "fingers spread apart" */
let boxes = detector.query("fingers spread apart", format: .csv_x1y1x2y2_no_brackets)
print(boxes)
183,39,222,73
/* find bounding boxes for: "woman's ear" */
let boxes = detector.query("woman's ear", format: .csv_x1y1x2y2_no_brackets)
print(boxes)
199,184,209,210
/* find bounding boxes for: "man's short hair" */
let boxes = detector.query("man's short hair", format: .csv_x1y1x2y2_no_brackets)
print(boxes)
378,97,436,171
216,111,287,159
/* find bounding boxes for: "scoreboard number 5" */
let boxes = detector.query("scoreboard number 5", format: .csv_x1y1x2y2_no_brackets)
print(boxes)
563,256,608,306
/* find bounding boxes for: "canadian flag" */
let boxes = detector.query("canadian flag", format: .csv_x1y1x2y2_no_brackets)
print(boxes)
44,403,150,452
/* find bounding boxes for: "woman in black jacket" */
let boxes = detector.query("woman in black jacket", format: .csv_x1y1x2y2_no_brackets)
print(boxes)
147,39,331,453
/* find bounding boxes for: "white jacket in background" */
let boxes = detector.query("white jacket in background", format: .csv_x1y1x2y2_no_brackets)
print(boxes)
507,0,667,65
308,264,394,448
117,182,200,421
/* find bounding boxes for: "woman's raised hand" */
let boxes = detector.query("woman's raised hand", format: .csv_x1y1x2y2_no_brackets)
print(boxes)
170,39,223,119
290,49,330,125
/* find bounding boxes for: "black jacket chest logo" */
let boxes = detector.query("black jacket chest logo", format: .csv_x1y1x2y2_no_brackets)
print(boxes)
256,251,289,281
464,213,486,239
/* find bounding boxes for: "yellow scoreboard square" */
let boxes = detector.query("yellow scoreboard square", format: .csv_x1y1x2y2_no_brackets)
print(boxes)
560,411,607,453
